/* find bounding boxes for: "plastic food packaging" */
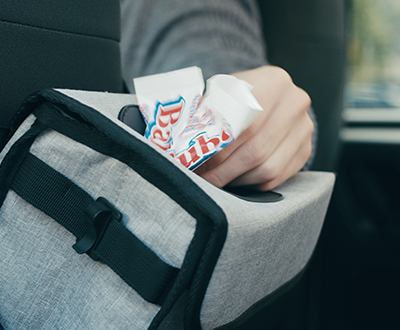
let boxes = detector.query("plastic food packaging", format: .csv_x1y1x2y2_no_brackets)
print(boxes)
134,66,263,170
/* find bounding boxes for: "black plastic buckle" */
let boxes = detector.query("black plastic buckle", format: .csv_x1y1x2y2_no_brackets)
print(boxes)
73,197,122,261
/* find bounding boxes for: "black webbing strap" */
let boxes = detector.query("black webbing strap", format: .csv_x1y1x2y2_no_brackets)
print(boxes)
11,152,179,305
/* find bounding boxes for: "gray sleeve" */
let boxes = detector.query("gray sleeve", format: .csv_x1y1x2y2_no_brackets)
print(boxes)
120,0,267,92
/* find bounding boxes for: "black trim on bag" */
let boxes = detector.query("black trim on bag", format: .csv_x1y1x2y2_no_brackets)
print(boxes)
0,120,46,207
4,89,229,330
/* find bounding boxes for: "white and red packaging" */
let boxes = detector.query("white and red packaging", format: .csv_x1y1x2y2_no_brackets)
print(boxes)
133,66,263,170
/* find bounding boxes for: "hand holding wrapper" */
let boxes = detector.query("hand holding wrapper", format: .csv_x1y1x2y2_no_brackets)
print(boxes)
134,67,263,170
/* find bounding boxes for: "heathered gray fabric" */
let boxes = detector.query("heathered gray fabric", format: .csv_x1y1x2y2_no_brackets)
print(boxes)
0,91,196,329
57,90,334,328
155,173,334,330
195,171,334,329
0,192,160,330
0,90,334,329
29,130,196,269
57,91,334,328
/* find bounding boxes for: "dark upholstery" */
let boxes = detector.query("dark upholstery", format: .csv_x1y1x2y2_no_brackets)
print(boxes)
246,2,347,328
0,1,123,149
258,0,347,172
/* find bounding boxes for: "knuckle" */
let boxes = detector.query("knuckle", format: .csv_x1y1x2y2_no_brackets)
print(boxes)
270,66,292,82
244,138,268,166
243,120,261,138
258,176,280,192
307,116,315,135
305,139,313,159
293,88,312,113
203,171,226,188
259,181,275,192
261,161,281,182
251,158,281,185
304,114,314,136
302,144,312,165
300,89,312,108
299,138,313,168
260,66,292,88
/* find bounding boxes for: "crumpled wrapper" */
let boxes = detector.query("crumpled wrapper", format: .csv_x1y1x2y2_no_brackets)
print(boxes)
133,66,263,170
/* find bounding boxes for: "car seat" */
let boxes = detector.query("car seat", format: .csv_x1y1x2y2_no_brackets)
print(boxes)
0,1,124,150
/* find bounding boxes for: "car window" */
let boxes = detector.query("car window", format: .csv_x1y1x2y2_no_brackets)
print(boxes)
346,0,400,110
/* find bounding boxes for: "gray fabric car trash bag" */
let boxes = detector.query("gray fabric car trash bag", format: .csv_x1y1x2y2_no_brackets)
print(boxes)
0,89,335,330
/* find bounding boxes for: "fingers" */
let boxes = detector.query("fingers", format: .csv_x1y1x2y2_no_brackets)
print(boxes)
197,72,312,190
247,149,309,191
231,117,313,191
229,113,313,188
195,66,289,174
199,110,312,190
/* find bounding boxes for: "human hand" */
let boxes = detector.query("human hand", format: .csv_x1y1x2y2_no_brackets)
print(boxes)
194,65,314,191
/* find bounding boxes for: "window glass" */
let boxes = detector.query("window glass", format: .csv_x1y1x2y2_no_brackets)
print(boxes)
346,0,400,109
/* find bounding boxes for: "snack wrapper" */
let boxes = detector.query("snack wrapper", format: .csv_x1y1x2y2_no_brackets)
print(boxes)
133,66,263,170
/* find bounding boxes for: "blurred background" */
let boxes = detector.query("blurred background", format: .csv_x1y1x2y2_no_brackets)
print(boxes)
319,0,400,329
257,0,400,329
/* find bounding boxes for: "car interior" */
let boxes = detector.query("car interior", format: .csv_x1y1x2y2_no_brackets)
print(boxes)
1,0,399,329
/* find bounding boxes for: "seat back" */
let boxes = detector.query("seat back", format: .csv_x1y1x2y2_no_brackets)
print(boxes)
257,0,347,171
0,1,123,149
